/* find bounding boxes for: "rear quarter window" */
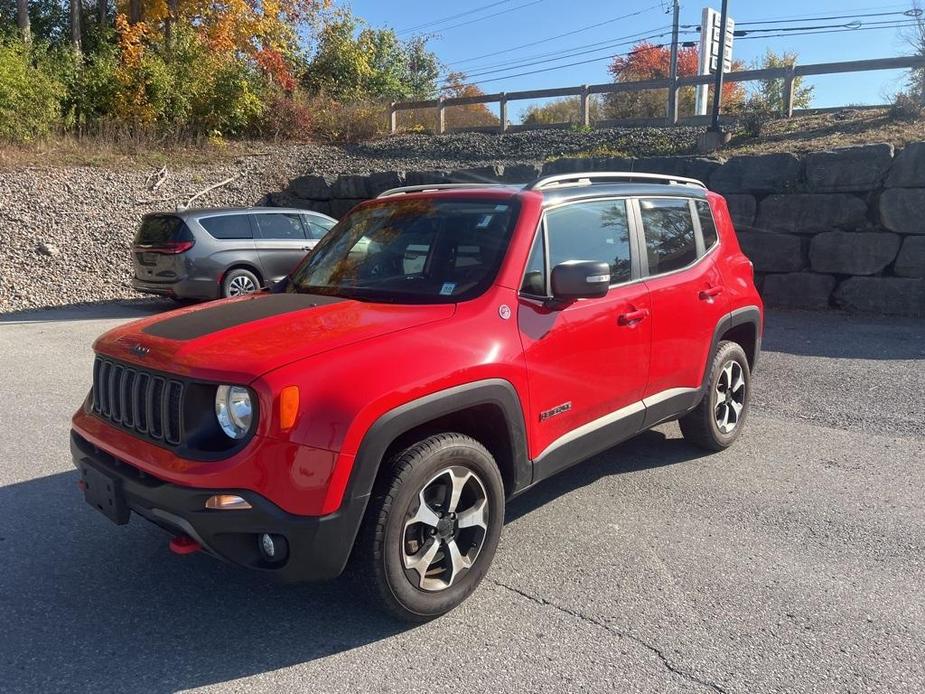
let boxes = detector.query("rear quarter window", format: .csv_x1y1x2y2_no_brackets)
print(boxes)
696,200,719,250
199,214,253,240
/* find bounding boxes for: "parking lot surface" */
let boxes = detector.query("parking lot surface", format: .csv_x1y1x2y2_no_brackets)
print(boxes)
0,303,923,693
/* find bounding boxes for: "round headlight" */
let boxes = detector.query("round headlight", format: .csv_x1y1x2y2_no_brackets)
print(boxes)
215,385,253,439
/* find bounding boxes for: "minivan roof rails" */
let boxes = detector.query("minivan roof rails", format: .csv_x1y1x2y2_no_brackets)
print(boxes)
526,172,707,190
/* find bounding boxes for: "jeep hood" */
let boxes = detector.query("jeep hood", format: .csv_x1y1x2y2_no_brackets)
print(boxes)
93,293,455,382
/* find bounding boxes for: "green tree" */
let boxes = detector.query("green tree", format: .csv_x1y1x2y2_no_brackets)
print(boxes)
748,49,813,113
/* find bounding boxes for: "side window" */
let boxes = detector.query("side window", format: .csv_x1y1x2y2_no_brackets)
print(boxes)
695,200,718,250
303,215,336,240
545,200,633,284
199,214,252,240
520,229,546,295
639,198,697,275
255,213,307,241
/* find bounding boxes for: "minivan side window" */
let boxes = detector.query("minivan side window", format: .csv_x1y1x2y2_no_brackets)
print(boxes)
544,199,633,285
255,213,307,241
638,198,697,275
695,200,718,250
303,215,336,240
199,214,253,240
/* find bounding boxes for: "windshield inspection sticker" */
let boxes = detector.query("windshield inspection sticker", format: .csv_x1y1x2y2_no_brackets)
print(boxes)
440,282,456,296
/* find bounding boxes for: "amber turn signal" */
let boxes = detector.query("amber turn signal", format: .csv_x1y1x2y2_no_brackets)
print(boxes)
280,385,300,430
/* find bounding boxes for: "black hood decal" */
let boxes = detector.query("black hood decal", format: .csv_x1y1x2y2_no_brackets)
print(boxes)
143,293,346,341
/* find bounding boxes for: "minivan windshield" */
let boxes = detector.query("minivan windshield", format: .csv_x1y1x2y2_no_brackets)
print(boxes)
287,198,519,303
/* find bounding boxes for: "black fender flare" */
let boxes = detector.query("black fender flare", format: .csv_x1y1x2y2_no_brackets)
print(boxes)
344,379,531,506
700,304,763,397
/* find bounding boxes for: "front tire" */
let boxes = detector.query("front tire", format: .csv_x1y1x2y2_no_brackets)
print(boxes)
221,268,261,298
679,340,751,451
358,433,505,623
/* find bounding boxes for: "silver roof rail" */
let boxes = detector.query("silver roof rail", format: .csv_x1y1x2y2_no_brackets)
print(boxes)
526,172,707,191
377,183,513,198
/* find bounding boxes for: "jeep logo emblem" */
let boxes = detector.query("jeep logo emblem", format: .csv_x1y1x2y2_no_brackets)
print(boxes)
130,343,150,357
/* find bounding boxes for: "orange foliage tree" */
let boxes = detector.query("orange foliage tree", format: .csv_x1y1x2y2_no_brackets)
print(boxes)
604,41,745,119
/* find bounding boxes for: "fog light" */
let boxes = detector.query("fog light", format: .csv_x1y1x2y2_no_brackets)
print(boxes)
204,494,252,510
258,533,288,563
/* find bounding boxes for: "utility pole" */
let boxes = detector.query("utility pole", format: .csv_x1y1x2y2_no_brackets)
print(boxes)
667,0,680,125
709,0,730,132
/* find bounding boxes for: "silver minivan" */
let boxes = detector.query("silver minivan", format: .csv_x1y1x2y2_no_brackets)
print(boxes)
131,207,337,301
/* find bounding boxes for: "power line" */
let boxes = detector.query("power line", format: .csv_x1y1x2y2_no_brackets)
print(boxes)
440,25,674,80
402,0,547,37
736,8,921,26
735,19,923,40
443,4,664,68
446,26,675,81
395,1,516,35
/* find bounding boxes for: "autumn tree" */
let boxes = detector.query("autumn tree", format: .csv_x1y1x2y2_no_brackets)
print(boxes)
603,41,745,120
440,71,498,128
521,95,603,125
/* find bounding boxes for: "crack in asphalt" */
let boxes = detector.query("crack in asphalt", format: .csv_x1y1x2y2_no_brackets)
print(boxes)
490,578,729,694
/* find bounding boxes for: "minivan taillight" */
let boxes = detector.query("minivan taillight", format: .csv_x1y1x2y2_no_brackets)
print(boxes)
136,240,195,254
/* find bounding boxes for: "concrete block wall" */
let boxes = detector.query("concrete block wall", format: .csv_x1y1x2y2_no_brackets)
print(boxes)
265,143,925,316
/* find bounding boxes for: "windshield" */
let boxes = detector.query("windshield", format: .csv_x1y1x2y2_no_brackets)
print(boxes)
287,198,519,303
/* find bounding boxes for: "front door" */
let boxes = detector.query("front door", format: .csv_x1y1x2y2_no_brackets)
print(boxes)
252,212,313,281
517,198,651,466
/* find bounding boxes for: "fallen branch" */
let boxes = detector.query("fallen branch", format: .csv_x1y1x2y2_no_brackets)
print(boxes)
178,174,239,211
145,165,166,189
150,166,169,193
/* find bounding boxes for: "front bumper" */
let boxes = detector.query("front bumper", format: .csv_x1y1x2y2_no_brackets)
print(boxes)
70,430,365,582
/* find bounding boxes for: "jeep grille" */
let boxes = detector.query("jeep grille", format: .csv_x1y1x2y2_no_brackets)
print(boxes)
91,356,184,446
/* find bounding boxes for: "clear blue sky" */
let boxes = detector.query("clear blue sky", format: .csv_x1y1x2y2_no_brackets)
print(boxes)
349,0,921,117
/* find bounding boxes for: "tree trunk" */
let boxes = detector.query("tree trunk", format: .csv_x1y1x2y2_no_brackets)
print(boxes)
129,0,142,24
97,0,106,26
16,0,30,43
69,0,81,54
165,0,178,44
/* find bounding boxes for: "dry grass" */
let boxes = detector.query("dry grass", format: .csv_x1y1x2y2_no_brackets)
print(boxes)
725,108,925,154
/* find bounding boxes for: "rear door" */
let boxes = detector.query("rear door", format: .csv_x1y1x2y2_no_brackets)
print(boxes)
636,196,728,406
253,212,313,281
517,198,651,462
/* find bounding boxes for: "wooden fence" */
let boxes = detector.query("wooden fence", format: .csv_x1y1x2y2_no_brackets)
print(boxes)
388,55,925,134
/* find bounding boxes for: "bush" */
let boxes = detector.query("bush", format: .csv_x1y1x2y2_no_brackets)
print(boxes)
0,41,64,141
310,96,386,143
889,92,924,122
259,91,313,140
740,96,777,138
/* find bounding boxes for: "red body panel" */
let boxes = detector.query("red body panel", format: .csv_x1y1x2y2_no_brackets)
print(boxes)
73,186,762,519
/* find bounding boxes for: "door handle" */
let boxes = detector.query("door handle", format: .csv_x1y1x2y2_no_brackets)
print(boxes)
699,286,724,301
618,308,649,326
301,246,312,251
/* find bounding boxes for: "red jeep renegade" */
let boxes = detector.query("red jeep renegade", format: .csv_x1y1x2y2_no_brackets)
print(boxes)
71,172,763,621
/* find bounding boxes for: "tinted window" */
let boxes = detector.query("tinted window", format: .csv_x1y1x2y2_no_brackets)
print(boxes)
135,214,190,245
696,200,718,249
639,198,697,275
520,230,546,295
199,214,253,240
288,199,518,303
255,213,306,240
545,200,632,284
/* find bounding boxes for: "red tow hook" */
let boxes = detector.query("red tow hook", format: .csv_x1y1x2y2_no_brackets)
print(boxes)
169,535,202,555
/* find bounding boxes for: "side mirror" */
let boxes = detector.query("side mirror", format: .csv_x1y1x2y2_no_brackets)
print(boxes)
550,260,611,301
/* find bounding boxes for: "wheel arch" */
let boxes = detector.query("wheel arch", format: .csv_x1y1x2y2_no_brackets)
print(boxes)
705,305,762,388
346,380,531,509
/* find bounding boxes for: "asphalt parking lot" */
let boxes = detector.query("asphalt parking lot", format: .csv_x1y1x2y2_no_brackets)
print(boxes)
0,302,923,693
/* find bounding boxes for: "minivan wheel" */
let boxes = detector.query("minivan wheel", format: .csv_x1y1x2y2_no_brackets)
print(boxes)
679,340,751,451
222,268,261,298
358,433,505,623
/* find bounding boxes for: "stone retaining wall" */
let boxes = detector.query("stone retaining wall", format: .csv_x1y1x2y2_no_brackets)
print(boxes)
267,142,925,316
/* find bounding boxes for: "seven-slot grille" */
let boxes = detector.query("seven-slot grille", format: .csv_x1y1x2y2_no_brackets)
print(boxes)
91,356,184,445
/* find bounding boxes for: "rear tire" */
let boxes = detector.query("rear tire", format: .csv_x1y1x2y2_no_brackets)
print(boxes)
679,340,751,451
221,268,261,298
357,433,505,623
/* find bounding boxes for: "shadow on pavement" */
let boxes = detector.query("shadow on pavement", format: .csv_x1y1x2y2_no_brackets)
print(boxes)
0,299,181,325
762,309,925,360
0,428,704,692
